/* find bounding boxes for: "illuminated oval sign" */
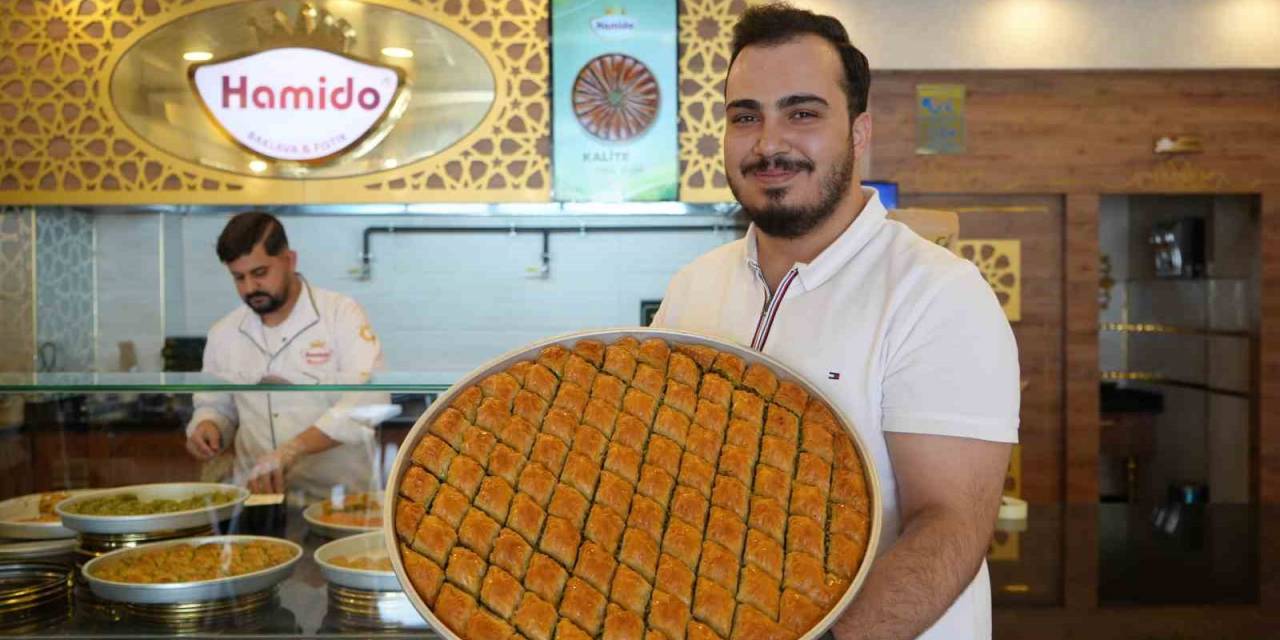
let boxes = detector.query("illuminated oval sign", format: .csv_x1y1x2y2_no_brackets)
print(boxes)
107,1,496,179
191,48,406,163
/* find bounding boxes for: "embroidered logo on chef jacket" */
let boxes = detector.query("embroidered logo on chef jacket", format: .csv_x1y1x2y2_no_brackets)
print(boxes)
305,341,332,365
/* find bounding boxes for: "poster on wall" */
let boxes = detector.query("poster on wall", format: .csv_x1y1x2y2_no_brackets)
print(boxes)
915,83,966,155
552,1,678,201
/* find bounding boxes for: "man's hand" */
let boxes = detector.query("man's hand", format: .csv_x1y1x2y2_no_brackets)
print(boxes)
185,421,223,461
245,442,303,494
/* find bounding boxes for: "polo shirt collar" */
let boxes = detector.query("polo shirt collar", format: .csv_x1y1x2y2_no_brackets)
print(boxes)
744,186,889,292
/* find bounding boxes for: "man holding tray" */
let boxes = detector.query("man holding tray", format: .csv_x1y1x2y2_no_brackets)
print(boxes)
185,212,392,502
653,4,1019,639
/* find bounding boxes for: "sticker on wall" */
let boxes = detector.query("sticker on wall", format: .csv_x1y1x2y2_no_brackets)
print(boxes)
916,83,966,155
552,1,678,201
956,239,1021,322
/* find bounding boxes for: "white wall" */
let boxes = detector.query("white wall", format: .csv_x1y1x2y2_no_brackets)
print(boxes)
95,213,164,372
171,214,739,374
795,0,1280,69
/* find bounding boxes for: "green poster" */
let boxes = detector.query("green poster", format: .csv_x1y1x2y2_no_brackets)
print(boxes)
552,0,678,201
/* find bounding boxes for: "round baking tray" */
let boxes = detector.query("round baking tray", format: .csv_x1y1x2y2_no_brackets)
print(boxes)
80,534,301,604
315,531,400,591
328,584,423,627
303,495,382,539
0,490,97,539
382,328,883,640
0,562,74,615
75,524,217,566
56,483,249,535
0,538,78,561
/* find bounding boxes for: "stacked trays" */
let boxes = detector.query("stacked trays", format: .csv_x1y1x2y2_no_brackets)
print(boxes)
316,531,425,628
0,562,74,631
385,329,880,640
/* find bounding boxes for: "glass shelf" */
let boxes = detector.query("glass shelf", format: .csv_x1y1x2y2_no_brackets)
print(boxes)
0,372,461,393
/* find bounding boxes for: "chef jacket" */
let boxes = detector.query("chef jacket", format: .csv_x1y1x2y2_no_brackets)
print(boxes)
187,276,392,500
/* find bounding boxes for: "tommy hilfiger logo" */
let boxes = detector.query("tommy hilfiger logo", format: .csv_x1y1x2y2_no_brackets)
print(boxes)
828,372,841,380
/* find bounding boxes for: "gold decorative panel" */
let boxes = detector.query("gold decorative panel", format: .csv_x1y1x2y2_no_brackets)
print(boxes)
0,0,550,204
677,0,744,203
956,239,1022,322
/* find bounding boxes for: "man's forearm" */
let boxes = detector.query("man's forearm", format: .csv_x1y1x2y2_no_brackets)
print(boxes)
831,506,991,640
282,426,341,457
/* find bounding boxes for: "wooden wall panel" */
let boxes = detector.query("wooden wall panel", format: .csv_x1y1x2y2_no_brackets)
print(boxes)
868,71,1280,195
1261,190,1280,504
904,194,1064,505
869,71,1279,503
1063,194,1101,503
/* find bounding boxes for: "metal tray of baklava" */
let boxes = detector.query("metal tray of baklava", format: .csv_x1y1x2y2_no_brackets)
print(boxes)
80,534,302,604
382,328,884,640
55,483,249,535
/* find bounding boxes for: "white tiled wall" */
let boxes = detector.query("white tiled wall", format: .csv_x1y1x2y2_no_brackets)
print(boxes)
94,213,164,372
169,214,739,373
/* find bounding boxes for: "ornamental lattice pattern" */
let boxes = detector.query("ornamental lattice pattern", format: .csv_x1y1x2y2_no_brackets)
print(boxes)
956,239,1022,323
0,206,34,372
1,0,743,204
0,0,551,204
677,0,744,203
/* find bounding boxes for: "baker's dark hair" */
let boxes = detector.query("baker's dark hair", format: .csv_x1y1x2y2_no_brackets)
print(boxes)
729,2,871,119
216,211,288,263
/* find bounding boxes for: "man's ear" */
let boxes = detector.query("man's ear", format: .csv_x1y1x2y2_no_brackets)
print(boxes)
851,111,872,157
285,248,298,271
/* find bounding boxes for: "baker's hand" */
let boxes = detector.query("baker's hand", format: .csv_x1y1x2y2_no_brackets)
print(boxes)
246,442,303,494
185,421,223,461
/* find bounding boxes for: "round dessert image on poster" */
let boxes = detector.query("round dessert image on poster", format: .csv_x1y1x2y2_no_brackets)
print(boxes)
572,53,661,142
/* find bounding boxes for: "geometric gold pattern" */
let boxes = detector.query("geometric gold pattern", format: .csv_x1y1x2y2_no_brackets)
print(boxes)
955,239,1022,322
0,0,550,204
677,0,744,203
3,0,746,205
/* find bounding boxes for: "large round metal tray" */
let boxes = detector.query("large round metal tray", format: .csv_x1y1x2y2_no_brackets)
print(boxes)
315,531,400,591
303,494,382,539
0,490,97,539
0,562,74,614
382,328,883,640
55,483,249,535
80,534,301,604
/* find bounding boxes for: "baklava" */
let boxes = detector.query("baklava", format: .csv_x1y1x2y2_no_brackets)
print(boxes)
396,337,871,640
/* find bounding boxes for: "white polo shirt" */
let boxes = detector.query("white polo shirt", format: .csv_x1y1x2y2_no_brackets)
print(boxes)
652,188,1019,640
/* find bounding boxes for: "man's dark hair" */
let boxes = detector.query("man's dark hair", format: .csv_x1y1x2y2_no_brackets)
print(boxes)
729,3,871,121
216,211,288,263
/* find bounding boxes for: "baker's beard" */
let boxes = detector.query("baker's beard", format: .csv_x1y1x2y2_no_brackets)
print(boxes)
244,287,287,315
730,145,855,239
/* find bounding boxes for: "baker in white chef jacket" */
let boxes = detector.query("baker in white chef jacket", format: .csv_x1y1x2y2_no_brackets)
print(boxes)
185,211,392,502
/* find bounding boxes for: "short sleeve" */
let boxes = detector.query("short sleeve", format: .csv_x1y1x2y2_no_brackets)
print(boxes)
881,265,1020,443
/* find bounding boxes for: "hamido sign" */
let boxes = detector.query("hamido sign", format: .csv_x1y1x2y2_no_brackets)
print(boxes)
191,47,404,163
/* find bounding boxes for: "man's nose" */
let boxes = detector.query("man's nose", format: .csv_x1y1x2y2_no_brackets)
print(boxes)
751,117,790,158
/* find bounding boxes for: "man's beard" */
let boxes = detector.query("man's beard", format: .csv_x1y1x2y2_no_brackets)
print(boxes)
244,290,286,315
730,145,855,239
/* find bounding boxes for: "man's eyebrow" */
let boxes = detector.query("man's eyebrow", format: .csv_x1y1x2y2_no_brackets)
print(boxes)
778,94,829,109
726,98,761,111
